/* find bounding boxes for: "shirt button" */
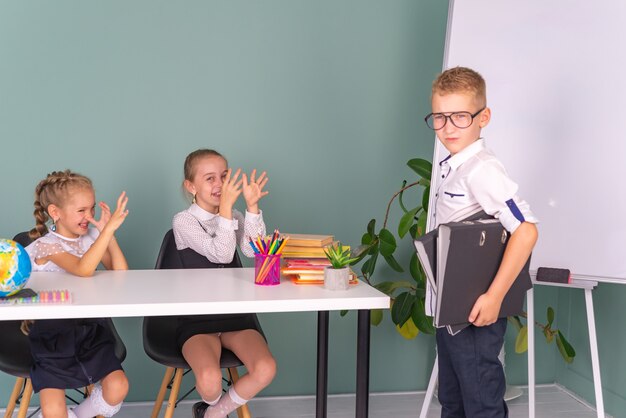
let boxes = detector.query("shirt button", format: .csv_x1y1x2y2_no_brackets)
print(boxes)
441,175,444,178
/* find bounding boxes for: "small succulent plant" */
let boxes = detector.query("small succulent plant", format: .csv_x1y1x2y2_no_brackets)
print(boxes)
324,242,358,269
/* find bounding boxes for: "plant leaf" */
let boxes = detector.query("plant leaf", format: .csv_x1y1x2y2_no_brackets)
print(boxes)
370,309,383,326
373,281,396,295
396,317,419,339
547,306,555,327
374,280,415,296
368,240,379,255
556,330,576,363
409,223,419,239
340,310,349,317
361,252,378,278
352,244,371,260
515,325,528,353
421,186,430,213
378,228,397,256
410,252,424,284
411,298,435,334
383,253,404,272
407,158,432,180
367,219,376,237
417,210,428,237
361,233,373,245
391,292,416,326
398,207,420,238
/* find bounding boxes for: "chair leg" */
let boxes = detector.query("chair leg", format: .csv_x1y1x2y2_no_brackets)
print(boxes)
16,379,33,418
4,377,24,418
151,367,175,418
227,368,251,418
164,368,184,418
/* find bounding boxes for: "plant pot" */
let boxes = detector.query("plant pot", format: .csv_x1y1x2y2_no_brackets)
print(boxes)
324,267,350,291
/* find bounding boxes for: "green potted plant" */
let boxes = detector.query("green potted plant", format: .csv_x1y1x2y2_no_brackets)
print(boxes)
323,242,358,290
351,157,576,363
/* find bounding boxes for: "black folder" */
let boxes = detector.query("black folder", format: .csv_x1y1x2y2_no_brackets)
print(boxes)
435,219,532,331
413,228,438,291
414,217,532,335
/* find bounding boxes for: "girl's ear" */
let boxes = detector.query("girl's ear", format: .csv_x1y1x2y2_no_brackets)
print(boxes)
47,204,60,222
183,179,196,196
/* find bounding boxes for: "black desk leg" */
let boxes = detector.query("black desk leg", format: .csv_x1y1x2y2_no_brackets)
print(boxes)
356,309,371,418
316,310,329,418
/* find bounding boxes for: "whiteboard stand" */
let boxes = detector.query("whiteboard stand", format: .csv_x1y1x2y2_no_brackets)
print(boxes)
419,356,438,418
529,278,604,418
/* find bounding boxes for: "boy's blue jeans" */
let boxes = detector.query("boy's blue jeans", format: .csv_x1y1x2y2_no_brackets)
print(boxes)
436,318,508,418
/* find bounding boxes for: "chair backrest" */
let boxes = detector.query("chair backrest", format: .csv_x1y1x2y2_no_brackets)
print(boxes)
0,320,33,378
155,229,242,270
13,231,33,247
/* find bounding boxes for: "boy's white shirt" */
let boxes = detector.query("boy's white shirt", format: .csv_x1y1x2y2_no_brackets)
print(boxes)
425,138,538,317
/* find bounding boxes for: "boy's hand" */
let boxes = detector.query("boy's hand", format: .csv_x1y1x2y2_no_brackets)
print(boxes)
468,292,502,327
242,169,269,214
219,168,243,214
88,192,129,233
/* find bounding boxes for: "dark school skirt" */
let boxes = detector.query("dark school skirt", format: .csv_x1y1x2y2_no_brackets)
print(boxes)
176,313,260,350
28,318,123,393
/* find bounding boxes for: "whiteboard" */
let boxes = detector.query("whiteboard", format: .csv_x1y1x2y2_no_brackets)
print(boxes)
432,0,626,283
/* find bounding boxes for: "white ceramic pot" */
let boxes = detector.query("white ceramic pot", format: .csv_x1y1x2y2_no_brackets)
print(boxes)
324,267,350,290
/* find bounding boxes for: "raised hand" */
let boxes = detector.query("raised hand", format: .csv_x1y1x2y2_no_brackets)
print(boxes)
87,191,129,233
242,169,269,213
219,168,243,217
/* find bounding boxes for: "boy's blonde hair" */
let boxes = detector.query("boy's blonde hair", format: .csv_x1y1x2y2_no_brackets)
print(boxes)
432,66,487,107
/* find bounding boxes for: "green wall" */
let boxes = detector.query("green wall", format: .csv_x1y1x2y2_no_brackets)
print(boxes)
0,0,576,409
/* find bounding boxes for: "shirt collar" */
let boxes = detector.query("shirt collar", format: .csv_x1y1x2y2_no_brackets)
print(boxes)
442,138,486,170
189,203,217,221
49,231,80,242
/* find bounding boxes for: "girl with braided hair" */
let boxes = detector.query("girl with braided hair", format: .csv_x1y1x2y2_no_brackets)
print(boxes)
23,169,130,418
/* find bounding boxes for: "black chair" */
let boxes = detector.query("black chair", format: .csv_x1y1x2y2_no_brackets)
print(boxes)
144,229,262,418
0,320,35,418
0,232,127,418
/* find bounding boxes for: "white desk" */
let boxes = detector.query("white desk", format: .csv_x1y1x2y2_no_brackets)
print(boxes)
1,268,390,418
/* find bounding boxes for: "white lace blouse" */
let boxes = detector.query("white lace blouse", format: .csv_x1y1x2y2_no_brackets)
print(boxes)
25,229,100,272
172,203,266,264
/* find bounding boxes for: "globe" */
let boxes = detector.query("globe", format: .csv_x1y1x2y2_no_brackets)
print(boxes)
0,239,32,297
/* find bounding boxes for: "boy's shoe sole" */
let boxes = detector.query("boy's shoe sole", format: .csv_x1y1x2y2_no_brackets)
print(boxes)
192,401,209,418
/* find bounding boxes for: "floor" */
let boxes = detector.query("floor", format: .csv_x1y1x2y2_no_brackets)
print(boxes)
4,384,605,418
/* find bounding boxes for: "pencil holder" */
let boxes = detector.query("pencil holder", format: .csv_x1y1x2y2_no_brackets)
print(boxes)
254,254,281,286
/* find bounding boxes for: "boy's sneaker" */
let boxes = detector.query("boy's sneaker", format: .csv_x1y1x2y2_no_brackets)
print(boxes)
192,401,209,418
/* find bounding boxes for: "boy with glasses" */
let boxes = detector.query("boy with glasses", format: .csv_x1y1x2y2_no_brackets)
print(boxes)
425,67,538,417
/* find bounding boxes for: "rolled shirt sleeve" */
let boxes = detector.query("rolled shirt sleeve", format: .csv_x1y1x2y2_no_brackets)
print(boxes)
468,161,538,233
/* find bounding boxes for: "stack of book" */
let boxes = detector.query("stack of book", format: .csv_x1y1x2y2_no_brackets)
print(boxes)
281,234,357,285
414,218,532,335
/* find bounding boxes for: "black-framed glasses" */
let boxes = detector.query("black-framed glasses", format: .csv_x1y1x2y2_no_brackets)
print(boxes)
424,107,485,130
